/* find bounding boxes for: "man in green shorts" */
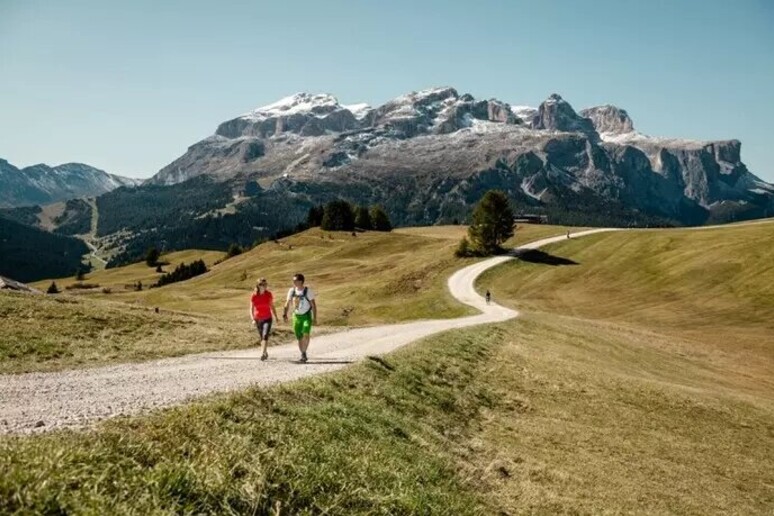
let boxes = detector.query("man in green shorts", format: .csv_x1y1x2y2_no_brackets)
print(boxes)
283,273,317,363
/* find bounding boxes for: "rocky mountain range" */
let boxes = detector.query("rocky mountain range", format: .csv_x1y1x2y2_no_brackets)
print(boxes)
3,86,773,269
148,87,773,224
0,159,140,208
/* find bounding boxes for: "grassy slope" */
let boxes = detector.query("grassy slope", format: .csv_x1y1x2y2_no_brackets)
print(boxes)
0,291,281,374
31,249,226,293
2,222,774,513
0,327,503,514
129,224,580,326
478,223,774,385
4,225,576,374
470,221,774,513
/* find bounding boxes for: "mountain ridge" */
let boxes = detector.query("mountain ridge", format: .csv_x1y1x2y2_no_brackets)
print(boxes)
0,159,140,208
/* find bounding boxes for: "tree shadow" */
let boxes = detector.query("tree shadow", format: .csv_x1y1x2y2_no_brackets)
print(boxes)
510,249,579,266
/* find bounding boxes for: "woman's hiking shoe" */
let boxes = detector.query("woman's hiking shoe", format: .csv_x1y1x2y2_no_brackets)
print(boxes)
300,352,308,363
260,352,268,361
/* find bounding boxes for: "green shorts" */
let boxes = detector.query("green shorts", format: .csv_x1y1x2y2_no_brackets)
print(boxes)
292,312,313,339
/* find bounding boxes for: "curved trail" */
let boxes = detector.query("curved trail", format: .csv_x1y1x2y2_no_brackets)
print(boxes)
0,229,615,434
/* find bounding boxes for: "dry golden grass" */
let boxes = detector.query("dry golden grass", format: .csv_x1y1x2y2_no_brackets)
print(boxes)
467,314,774,514
126,228,474,326
0,290,286,374
478,222,774,384
3,221,774,513
121,225,578,326
469,220,774,512
31,249,226,294
7,225,577,373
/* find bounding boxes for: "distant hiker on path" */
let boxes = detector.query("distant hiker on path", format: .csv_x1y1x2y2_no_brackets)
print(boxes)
251,278,278,361
485,290,491,305
283,273,317,363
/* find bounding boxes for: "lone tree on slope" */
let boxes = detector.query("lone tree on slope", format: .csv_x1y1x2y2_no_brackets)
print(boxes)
467,190,515,255
145,247,161,267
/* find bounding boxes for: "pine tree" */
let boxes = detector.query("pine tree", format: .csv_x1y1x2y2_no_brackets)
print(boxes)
307,205,324,227
321,200,355,231
370,205,392,232
145,247,160,267
467,190,515,255
354,205,372,230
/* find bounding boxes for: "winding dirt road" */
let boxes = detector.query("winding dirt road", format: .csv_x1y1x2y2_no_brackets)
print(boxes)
0,229,614,434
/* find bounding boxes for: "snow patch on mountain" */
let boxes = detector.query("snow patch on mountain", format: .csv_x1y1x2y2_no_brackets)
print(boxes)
600,131,706,149
241,93,342,120
510,105,537,124
343,103,372,119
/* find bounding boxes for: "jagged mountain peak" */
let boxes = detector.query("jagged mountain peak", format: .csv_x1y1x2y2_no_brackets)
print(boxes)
533,93,598,140
580,105,634,135
545,93,565,103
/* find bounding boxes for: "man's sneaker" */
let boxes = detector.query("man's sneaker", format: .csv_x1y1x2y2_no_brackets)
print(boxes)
300,352,308,363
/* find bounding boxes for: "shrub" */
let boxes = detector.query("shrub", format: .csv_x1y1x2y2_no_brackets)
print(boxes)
226,244,243,258
145,247,160,267
454,237,473,258
46,282,59,294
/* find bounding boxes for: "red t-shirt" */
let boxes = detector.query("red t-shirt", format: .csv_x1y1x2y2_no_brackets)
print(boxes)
251,291,273,320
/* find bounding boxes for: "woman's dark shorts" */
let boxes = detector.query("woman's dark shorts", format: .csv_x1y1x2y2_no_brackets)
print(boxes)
256,318,273,340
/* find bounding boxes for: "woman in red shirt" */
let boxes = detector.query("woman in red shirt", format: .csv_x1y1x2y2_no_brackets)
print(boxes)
250,278,278,361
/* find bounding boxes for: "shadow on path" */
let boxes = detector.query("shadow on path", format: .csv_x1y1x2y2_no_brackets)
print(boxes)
208,357,354,365
510,249,579,266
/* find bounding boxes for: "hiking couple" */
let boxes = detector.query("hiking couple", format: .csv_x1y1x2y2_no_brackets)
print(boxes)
249,273,317,363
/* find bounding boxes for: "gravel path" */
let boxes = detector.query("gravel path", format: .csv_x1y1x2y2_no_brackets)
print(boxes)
0,229,615,434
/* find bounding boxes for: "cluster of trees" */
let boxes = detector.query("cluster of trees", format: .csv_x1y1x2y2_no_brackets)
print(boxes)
153,259,207,288
456,190,515,257
307,201,392,232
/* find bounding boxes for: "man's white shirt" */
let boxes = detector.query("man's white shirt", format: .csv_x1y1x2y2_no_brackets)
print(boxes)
287,286,315,315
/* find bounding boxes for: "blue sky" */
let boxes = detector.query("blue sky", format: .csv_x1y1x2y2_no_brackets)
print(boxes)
1,0,772,180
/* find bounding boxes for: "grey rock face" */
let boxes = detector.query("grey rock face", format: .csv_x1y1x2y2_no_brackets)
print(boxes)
580,105,634,135
532,94,600,141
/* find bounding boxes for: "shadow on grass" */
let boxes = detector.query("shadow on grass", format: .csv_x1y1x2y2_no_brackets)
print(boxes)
510,249,579,266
